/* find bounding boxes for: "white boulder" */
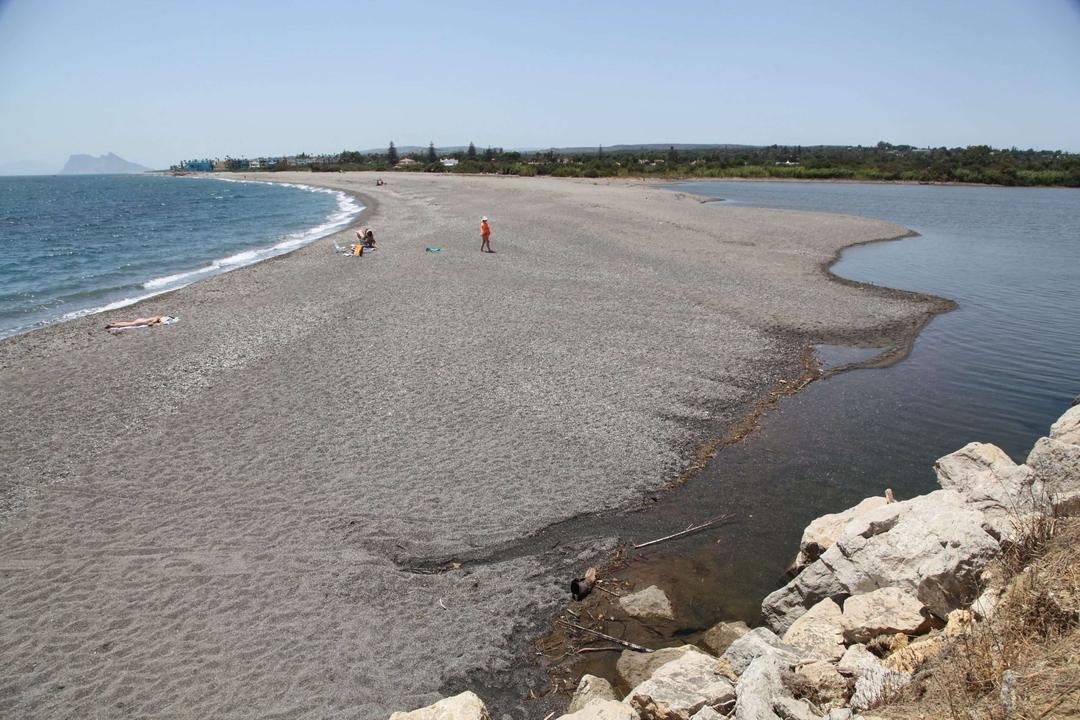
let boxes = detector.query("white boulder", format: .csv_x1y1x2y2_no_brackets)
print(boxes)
620,585,675,620
701,620,749,656
796,496,889,569
781,598,845,662
721,627,800,676
556,700,639,720
763,489,1001,632
626,651,735,720
567,675,618,714
792,659,849,711
617,645,705,688
840,586,930,643
934,442,1037,540
733,653,785,720
849,664,911,712
389,691,489,720
836,643,880,677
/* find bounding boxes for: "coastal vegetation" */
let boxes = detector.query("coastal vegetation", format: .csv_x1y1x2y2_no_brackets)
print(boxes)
183,142,1080,187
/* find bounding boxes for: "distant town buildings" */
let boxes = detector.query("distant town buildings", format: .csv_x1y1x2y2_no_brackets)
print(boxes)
440,158,459,167
172,153,342,173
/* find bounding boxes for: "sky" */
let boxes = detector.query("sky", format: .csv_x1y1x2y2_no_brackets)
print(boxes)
1,0,1078,171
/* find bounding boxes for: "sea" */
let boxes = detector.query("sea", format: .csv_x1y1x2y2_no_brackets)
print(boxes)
0,174,361,338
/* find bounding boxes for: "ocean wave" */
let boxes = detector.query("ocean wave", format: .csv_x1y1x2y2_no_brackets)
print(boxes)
141,178,363,293
57,289,171,322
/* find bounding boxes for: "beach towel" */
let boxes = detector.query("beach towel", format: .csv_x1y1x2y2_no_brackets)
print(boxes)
109,316,179,331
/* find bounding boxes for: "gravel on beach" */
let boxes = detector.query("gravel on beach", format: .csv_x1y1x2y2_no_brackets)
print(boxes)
0,173,946,718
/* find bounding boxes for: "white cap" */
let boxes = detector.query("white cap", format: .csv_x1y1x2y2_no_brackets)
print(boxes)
481,216,488,221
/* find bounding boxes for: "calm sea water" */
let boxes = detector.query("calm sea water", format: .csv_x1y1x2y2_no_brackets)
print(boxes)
0,175,361,338
635,181,1080,625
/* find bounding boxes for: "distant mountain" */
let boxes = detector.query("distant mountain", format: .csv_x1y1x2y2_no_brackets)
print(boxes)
59,153,151,175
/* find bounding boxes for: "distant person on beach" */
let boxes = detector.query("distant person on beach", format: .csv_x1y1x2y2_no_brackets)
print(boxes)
480,216,492,253
106,315,174,329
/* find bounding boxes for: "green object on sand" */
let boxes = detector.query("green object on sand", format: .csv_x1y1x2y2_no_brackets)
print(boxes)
425,247,443,253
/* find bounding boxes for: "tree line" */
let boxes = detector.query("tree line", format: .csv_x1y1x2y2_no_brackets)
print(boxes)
273,141,1080,187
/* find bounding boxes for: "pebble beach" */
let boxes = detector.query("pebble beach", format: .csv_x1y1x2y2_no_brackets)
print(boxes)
0,172,949,718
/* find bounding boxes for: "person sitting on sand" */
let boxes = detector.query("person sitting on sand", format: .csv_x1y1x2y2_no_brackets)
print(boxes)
106,315,174,329
351,227,376,256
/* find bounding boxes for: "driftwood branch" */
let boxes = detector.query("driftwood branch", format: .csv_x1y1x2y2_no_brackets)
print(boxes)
633,514,733,549
557,619,653,653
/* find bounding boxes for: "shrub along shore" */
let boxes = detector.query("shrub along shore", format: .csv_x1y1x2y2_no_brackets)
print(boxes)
225,143,1080,187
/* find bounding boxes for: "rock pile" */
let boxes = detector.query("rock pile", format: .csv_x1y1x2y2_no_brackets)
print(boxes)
388,404,1078,719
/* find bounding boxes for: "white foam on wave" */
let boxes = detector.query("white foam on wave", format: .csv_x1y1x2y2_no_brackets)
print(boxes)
140,177,363,295
57,290,171,323
3,176,364,339
35,177,365,329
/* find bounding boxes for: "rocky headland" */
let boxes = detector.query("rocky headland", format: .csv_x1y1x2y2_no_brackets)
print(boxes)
392,401,1079,719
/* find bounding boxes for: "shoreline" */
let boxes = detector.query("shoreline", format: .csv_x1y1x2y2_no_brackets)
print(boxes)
0,175,366,341
0,172,952,719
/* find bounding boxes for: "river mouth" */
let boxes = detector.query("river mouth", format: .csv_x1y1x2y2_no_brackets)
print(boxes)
536,179,1080,703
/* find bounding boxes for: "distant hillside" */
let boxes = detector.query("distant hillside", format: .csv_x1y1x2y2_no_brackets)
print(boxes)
59,153,151,175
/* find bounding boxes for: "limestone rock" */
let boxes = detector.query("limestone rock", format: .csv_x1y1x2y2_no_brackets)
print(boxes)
836,644,879,678
781,598,845,662
557,699,639,720
617,645,705,688
1050,403,1080,444
689,707,724,720
701,620,749,656
1026,436,1080,513
762,559,847,634
389,691,489,720
763,489,1001,632
883,636,943,674
568,675,618,714
825,711,853,720
772,696,822,720
849,664,910,712
796,496,889,569
934,442,1037,540
626,651,735,720
620,585,675,620
721,627,800,676
734,653,785,720
791,660,850,711
971,586,1001,620
1026,404,1080,512
840,587,931,643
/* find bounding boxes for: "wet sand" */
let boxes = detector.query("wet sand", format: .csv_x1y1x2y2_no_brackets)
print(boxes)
0,172,948,718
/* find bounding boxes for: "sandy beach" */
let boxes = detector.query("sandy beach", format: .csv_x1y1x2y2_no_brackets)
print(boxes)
0,172,948,718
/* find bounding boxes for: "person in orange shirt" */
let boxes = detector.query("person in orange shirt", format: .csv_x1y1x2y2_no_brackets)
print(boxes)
479,216,492,253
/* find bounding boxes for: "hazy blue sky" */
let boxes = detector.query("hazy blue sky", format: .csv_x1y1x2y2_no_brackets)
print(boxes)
1,0,1078,170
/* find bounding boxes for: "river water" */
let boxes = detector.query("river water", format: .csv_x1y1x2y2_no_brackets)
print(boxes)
633,181,1080,627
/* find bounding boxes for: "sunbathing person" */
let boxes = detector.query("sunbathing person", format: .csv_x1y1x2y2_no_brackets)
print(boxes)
106,315,175,329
